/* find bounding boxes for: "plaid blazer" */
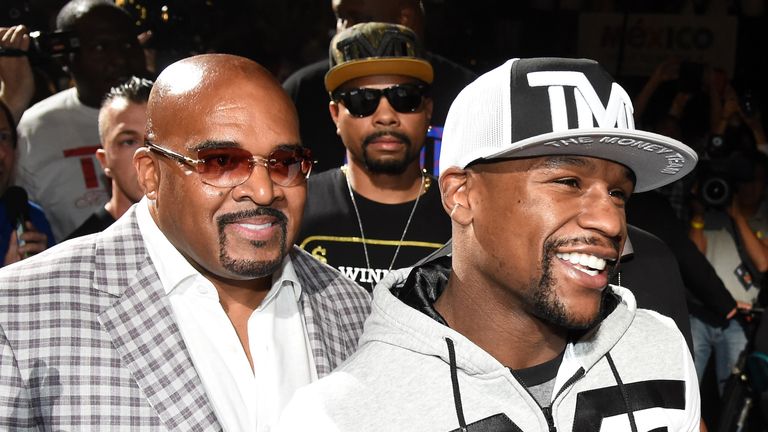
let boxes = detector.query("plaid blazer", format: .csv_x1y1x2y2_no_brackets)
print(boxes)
0,207,371,431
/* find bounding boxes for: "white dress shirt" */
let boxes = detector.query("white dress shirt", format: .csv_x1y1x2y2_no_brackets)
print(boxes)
136,199,316,431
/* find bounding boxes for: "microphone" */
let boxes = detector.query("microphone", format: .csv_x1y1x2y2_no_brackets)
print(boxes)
3,186,31,258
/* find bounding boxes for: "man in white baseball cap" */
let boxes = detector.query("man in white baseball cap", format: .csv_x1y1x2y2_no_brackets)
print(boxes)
278,57,701,431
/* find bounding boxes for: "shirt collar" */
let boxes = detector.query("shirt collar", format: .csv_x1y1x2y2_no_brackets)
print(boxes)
261,252,303,309
136,198,199,294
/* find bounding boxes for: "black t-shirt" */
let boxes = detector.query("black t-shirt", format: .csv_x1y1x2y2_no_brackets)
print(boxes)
282,53,477,173
510,349,565,409
65,207,116,240
297,168,451,291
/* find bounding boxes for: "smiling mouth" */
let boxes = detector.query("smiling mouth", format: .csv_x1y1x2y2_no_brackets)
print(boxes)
555,252,613,276
237,221,277,231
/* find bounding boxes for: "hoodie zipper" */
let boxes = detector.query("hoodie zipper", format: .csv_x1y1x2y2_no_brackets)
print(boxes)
541,406,556,432
446,337,587,432
544,367,586,432
509,368,558,432
509,362,585,432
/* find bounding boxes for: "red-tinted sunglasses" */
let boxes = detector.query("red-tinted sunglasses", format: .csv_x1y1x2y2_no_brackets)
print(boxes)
145,141,313,188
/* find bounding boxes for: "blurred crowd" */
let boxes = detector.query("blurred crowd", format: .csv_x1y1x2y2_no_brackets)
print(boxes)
1,0,768,430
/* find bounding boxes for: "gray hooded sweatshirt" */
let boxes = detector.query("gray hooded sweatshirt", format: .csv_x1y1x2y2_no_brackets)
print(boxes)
278,260,700,431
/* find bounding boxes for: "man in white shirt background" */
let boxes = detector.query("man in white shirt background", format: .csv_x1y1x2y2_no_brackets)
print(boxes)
15,0,148,240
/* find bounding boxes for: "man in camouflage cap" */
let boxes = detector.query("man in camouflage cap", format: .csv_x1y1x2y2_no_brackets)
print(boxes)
296,22,451,291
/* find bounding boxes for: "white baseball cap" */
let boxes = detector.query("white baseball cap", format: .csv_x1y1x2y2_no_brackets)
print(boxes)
438,58,698,192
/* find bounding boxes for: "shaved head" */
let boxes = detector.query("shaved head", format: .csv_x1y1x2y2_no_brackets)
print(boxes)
147,53,297,145
56,0,126,31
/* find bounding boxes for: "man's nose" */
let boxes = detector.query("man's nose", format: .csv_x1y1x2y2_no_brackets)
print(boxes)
231,163,279,205
371,96,400,126
576,186,625,240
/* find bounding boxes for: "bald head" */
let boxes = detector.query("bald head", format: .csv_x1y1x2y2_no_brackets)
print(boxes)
148,54,297,144
56,0,126,30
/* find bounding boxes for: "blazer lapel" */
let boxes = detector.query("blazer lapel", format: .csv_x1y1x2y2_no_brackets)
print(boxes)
95,210,221,431
99,260,221,431
292,247,367,377
301,290,346,377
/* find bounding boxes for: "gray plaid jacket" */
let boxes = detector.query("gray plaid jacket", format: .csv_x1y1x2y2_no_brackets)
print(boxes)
0,207,371,431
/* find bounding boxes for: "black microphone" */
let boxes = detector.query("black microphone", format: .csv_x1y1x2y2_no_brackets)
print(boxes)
3,186,31,258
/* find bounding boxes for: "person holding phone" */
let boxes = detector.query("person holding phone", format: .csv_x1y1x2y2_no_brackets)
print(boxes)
0,99,54,266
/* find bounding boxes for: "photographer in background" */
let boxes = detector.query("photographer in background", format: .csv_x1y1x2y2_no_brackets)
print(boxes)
0,99,55,267
633,58,730,223
0,25,36,123
688,88,768,393
14,0,148,241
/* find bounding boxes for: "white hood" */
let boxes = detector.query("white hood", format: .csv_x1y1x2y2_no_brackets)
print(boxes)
366,266,639,379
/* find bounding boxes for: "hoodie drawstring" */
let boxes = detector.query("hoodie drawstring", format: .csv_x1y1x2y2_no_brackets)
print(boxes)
606,352,638,432
446,338,468,431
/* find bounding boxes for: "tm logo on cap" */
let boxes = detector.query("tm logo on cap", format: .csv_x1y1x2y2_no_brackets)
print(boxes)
528,71,634,132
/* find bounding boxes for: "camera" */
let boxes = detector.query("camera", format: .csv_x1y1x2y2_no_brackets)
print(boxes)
0,30,79,64
28,30,79,60
696,135,754,209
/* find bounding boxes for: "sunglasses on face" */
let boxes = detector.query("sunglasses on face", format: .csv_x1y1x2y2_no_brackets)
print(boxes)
145,141,313,188
331,83,429,118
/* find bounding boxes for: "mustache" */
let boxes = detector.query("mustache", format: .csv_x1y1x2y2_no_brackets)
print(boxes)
543,236,623,283
216,207,288,229
362,130,412,149
547,236,621,256
545,235,622,274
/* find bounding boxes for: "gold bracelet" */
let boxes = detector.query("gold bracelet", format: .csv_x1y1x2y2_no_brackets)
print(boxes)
691,220,705,230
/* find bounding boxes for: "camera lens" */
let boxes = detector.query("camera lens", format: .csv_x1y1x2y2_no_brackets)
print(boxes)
706,135,729,159
701,176,732,208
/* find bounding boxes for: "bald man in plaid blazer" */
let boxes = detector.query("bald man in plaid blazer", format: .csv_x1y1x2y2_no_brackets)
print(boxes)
0,54,370,430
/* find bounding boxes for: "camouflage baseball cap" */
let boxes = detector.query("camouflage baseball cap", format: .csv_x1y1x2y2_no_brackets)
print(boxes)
325,22,434,93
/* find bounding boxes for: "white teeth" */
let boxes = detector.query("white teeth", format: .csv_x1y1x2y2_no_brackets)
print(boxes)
556,252,607,272
240,222,272,230
590,255,606,270
576,267,598,276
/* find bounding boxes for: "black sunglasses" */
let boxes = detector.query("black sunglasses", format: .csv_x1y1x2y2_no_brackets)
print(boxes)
331,83,429,118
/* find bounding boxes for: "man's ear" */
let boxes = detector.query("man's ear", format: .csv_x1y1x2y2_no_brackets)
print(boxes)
329,100,341,136
440,167,472,226
95,148,110,177
133,147,159,200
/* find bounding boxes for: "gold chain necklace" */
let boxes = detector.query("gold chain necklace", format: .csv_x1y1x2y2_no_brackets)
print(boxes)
341,165,428,290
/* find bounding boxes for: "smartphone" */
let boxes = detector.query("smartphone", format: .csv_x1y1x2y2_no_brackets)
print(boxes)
14,220,28,259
